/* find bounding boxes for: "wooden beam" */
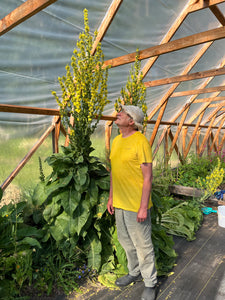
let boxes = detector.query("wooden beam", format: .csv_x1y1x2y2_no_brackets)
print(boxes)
202,101,225,124
183,111,205,159
149,101,168,147
141,0,195,78
148,42,212,121
144,67,225,88
171,85,225,98
168,106,190,158
103,26,225,68
187,102,211,124
91,0,123,55
167,130,184,164
193,96,225,103
189,0,225,13
209,117,225,153
1,103,222,129
152,43,218,157
210,5,225,25
218,131,225,151
0,104,60,115
52,116,61,153
199,115,216,156
0,0,57,36
1,121,56,190
209,103,225,107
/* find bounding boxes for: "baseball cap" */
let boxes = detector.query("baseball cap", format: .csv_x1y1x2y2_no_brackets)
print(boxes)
120,104,144,131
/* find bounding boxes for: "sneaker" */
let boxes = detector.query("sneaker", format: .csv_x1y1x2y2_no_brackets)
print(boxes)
141,286,156,300
115,274,142,287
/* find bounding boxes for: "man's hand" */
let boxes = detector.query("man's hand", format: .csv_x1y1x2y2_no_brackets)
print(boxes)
107,197,114,215
137,207,148,222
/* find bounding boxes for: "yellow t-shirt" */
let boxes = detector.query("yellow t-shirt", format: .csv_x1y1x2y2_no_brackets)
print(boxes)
110,131,152,212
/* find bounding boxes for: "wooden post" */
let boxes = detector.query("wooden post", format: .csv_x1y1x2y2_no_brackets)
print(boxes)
52,116,61,153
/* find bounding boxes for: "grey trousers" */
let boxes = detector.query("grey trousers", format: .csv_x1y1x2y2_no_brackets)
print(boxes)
115,208,157,288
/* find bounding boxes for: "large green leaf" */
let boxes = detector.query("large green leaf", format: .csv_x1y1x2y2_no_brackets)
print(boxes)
49,211,77,241
95,175,110,190
73,197,90,236
89,178,99,207
95,191,108,219
43,201,61,223
112,228,128,272
32,182,47,206
77,165,88,186
86,230,102,271
18,237,42,249
61,188,81,216
45,173,73,198
16,226,44,240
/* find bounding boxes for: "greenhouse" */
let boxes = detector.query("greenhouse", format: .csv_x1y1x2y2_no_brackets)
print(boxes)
1,0,225,299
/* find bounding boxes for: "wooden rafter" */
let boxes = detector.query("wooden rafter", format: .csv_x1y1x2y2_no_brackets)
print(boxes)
187,102,212,124
188,0,225,13
193,96,225,103
144,67,225,88
167,130,184,164
209,117,225,153
199,115,217,155
1,103,222,129
103,26,225,68
149,101,168,147
91,0,123,55
153,55,225,157
209,103,225,107
141,0,196,78
0,0,57,36
218,131,225,151
144,0,196,146
209,5,225,25
171,85,225,98
149,42,214,150
202,101,225,125
183,111,205,159
168,106,190,159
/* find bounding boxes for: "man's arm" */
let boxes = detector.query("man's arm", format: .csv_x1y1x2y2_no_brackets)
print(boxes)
137,163,153,223
107,171,114,215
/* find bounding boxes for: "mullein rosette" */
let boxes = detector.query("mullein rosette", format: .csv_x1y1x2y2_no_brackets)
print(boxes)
52,9,110,157
115,50,148,132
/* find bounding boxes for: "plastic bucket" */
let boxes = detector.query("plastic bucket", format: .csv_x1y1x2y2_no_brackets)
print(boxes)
218,206,225,228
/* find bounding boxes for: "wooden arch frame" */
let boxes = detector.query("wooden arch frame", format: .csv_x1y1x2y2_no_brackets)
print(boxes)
0,0,225,190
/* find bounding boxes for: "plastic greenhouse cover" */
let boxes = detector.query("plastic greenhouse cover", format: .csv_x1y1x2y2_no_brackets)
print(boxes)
1,0,225,139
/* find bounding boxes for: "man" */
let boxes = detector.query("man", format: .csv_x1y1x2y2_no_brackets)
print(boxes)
107,105,157,300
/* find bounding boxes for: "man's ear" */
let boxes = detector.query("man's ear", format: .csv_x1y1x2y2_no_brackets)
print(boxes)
129,119,135,127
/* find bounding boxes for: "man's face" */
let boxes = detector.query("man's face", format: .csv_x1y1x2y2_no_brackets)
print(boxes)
115,109,133,128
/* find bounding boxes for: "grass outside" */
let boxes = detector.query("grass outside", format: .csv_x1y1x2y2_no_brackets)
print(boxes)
0,134,107,195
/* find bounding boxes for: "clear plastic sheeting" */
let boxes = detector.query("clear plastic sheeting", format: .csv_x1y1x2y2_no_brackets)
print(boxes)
0,1,225,140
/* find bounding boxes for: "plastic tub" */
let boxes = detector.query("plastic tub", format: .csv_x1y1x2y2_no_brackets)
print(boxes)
218,206,225,228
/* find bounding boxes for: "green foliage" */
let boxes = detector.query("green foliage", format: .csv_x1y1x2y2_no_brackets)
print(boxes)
32,145,110,271
173,153,220,187
160,201,203,241
114,50,148,131
0,201,43,299
196,157,225,196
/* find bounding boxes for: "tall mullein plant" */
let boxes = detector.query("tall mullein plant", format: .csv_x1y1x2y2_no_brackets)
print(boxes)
115,51,148,132
52,9,109,158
